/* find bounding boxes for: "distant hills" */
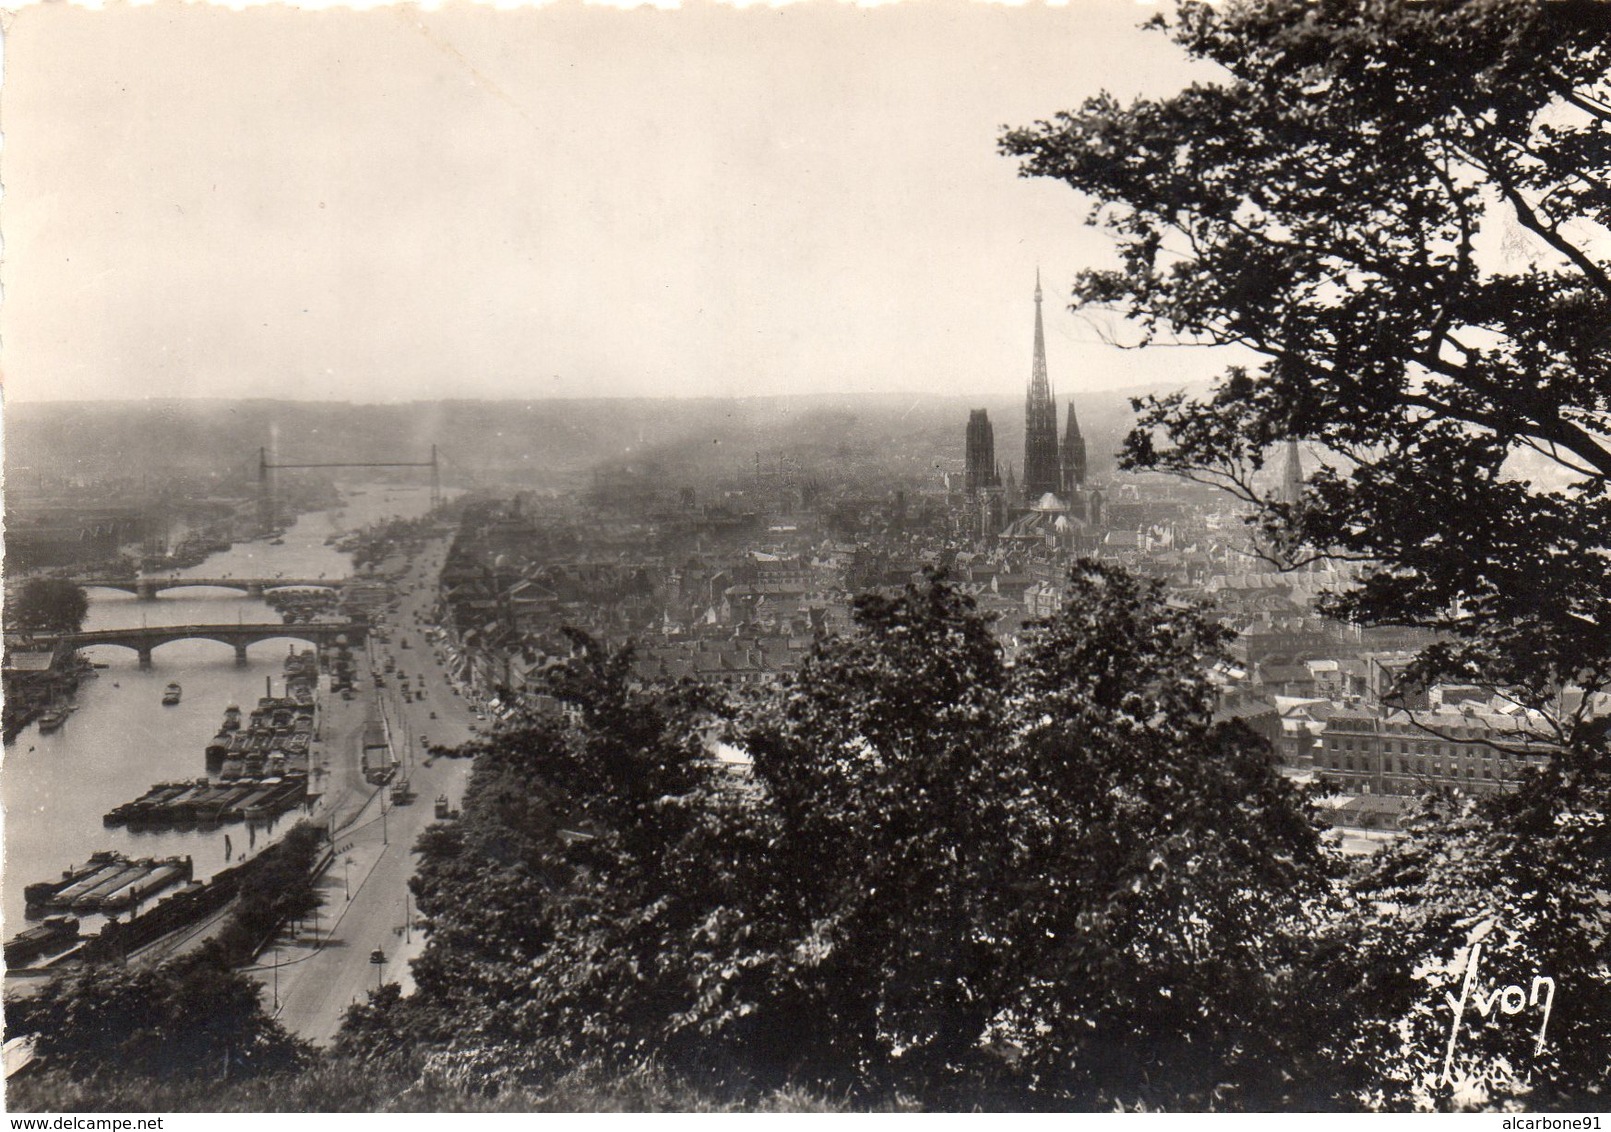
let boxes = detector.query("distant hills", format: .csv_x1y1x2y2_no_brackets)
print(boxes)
2,388,1190,493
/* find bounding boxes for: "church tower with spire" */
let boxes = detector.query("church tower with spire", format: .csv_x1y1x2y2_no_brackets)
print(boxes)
1280,439,1304,506
1022,271,1062,501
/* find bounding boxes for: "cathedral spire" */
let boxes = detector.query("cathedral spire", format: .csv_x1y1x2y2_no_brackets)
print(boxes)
1023,272,1062,500
1281,438,1304,506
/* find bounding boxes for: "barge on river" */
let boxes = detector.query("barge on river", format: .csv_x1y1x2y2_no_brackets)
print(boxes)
23,852,194,915
4,916,81,968
104,777,307,830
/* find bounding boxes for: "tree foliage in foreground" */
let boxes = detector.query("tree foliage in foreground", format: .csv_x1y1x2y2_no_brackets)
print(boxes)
1003,0,1611,750
10,578,91,636
1301,778,1611,1110
1002,0,1611,1107
7,950,310,1081
737,564,1327,1108
388,631,754,1090
376,566,1328,1109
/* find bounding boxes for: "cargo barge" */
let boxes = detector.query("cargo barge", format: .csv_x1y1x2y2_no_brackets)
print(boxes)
4,916,81,968
100,861,193,912
104,776,306,830
23,853,193,914
106,646,321,832
204,649,318,773
23,850,122,908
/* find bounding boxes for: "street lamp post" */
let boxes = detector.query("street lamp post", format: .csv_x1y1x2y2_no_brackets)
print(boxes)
344,855,353,900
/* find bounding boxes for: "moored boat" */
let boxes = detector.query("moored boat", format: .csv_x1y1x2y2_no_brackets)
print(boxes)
69,863,152,910
36,708,68,733
24,851,121,909
98,858,193,911
49,857,135,906
4,916,81,968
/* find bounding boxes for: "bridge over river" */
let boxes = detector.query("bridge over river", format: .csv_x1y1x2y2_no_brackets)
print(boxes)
67,622,368,667
77,577,350,600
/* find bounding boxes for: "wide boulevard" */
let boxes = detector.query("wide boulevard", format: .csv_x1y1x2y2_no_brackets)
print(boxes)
251,538,480,1045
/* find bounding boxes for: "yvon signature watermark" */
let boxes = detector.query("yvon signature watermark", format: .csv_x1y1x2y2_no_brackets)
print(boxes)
1440,941,1555,1086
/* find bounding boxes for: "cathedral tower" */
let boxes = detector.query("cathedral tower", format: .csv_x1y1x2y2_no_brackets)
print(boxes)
1061,399,1087,491
1022,271,1062,500
965,409,1000,492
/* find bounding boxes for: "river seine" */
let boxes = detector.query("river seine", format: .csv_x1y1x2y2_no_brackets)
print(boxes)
2,485,440,939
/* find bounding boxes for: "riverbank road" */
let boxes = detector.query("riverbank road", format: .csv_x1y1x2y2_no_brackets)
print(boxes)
256,536,480,1045
256,745,471,1044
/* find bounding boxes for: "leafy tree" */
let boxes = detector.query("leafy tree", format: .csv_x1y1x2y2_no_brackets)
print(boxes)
995,564,1330,1108
1307,782,1611,1110
735,572,1015,1101
382,570,1326,1107
394,633,751,1089
736,566,1327,1108
11,578,90,635
1001,0,1611,749
1003,1,1611,1108
9,950,309,1081
211,821,328,966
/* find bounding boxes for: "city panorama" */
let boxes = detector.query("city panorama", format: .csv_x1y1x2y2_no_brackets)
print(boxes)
3,0,1608,1116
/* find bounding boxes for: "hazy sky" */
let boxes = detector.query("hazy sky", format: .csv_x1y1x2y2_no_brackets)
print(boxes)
2,0,1237,404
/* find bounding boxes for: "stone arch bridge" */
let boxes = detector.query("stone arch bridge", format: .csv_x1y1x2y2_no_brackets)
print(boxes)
78,577,349,600
67,622,368,668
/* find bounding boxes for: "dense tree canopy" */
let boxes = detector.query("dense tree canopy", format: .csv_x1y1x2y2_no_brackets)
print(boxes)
9,950,309,1081
386,566,1325,1109
392,632,752,1087
739,565,1327,1108
1003,0,1611,1107
1002,0,1611,749
10,578,90,635
1308,787,1611,1110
